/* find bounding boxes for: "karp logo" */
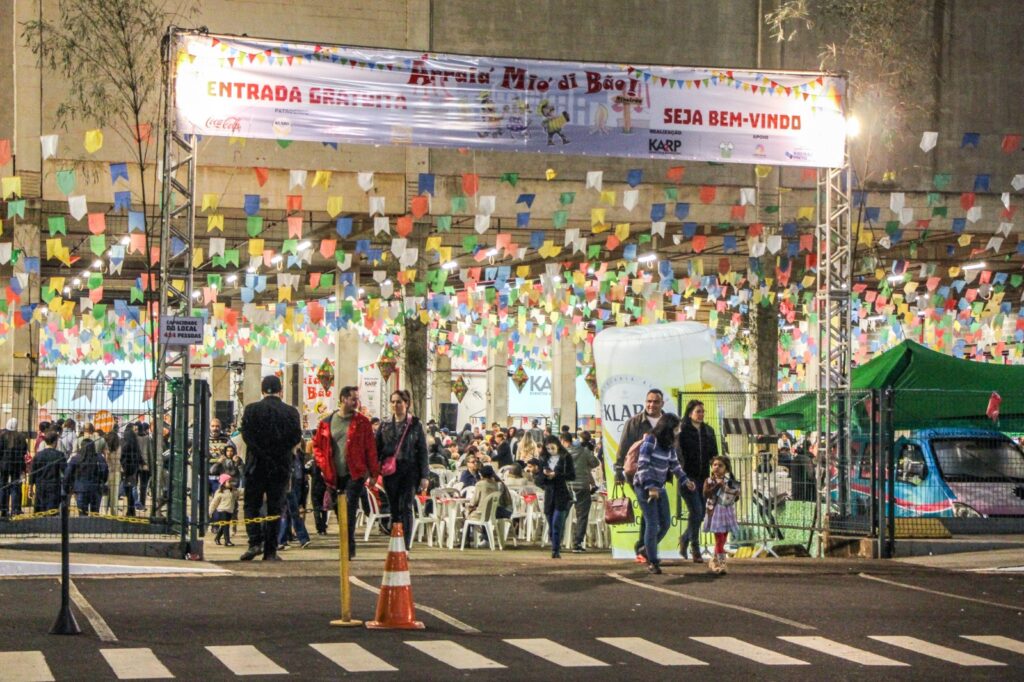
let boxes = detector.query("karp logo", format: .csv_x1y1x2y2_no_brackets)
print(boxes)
648,138,682,154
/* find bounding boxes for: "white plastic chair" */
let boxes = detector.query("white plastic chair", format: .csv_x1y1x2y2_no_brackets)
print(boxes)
587,495,609,549
460,492,502,551
362,488,390,541
413,496,438,547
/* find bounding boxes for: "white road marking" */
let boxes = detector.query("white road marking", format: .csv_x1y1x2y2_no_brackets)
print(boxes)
779,636,908,666
598,637,707,665
962,635,1024,655
206,645,288,675
859,572,1024,612
406,641,505,670
0,652,54,682
311,643,396,672
69,580,118,642
504,638,608,667
692,636,810,665
0,559,229,577
101,648,174,679
869,636,1005,666
608,572,817,630
348,575,479,633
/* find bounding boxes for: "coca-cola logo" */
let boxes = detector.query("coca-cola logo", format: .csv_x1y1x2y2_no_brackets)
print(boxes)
205,116,243,133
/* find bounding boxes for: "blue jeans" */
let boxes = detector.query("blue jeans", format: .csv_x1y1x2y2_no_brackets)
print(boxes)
278,490,310,546
680,486,705,556
548,508,568,550
76,490,101,516
636,487,671,565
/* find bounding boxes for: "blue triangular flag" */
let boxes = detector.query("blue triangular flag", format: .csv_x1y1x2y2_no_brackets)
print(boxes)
109,162,129,183
336,216,353,238
516,194,535,208
516,212,531,228
113,191,132,212
128,210,146,232
626,169,643,187
108,377,127,402
674,203,690,220
244,194,261,216
650,203,666,221
418,173,435,196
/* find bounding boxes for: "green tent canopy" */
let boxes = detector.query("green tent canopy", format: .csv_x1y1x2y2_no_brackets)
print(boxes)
756,340,1024,431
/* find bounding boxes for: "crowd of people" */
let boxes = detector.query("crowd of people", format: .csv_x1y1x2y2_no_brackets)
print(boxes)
0,416,156,519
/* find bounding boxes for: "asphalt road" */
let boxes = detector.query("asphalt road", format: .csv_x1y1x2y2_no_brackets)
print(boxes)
1,556,1022,680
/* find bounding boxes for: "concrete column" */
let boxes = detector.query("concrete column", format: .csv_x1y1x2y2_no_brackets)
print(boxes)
551,335,577,431
242,345,262,408
284,339,304,408
8,219,39,430
211,357,231,406
431,352,452,422
335,326,360,393
485,336,509,426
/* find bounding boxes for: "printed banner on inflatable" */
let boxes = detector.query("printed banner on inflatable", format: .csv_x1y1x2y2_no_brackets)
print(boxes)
174,34,848,167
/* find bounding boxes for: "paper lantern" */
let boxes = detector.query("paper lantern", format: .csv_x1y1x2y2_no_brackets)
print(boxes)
512,365,529,392
452,375,468,403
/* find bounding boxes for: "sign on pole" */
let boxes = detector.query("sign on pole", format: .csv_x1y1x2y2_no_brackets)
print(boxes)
160,316,205,347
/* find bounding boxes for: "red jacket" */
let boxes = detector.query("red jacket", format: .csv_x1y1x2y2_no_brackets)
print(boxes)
312,411,379,487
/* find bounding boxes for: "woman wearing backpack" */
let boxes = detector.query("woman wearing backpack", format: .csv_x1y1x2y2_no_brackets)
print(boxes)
634,414,694,574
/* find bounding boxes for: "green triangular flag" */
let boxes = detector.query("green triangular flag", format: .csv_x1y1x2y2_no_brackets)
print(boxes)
500,172,519,187
247,216,264,236
451,196,468,213
559,192,575,205
552,210,568,228
933,173,951,190
48,216,67,235
436,215,452,232
663,188,678,201
89,235,105,256
56,169,76,195
462,235,477,253
276,139,292,149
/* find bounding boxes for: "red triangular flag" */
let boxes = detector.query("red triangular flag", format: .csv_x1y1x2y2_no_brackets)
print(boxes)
253,167,269,187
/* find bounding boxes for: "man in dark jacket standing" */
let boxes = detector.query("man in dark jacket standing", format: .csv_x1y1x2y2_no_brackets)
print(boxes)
613,389,667,560
239,375,302,561
31,429,66,512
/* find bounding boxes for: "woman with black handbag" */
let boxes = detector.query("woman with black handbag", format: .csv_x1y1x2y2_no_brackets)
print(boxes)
376,389,429,550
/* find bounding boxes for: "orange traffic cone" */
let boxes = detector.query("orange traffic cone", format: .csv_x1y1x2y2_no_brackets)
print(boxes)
365,522,425,630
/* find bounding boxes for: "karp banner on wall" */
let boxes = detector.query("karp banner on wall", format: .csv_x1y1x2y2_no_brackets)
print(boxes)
174,33,848,167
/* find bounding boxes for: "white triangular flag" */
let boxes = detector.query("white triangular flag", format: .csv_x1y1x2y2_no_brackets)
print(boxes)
1002,192,1011,210
739,187,756,206
889,192,905,214
372,269,387,283
357,172,374,192
373,216,389,235
651,221,666,237
564,228,579,247
369,196,385,216
0,243,11,264
919,131,938,153
766,235,782,254
900,207,914,225
623,189,639,211
399,248,418,268
40,135,58,160
586,171,603,191
966,206,982,223
478,195,496,216
390,238,407,258
289,170,307,189
879,236,892,249
1012,174,1024,192
337,253,353,271
68,195,88,220
986,236,1003,252
474,214,490,234
380,281,394,299
209,237,225,257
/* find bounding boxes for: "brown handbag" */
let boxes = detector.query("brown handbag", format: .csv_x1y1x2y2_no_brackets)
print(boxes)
604,484,635,525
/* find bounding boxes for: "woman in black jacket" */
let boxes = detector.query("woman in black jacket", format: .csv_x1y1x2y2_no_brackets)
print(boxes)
376,389,429,550
119,425,142,516
532,435,576,559
677,399,719,562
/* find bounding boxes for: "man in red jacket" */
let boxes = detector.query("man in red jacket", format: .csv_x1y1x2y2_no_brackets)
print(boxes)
312,385,379,559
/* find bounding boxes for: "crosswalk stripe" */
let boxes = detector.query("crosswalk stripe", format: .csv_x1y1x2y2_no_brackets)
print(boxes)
406,641,505,670
101,648,175,679
504,639,608,667
311,643,397,672
869,636,1005,666
0,652,54,682
597,637,706,666
962,635,1024,656
691,637,810,665
205,645,288,676
779,636,908,666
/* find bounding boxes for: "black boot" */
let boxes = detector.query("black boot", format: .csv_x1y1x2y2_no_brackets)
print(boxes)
239,546,260,561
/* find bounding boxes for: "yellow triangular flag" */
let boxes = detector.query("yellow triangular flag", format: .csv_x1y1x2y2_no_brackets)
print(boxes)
599,190,616,206
591,208,606,227
312,170,332,188
326,195,344,218
201,193,220,212
192,248,204,269
248,238,265,257
33,376,56,404
615,223,631,241
84,129,104,153
207,214,224,232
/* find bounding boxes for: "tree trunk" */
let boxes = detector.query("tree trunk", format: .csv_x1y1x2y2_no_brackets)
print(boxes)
750,300,780,412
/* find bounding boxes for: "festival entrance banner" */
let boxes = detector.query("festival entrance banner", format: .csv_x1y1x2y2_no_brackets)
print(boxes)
174,34,848,167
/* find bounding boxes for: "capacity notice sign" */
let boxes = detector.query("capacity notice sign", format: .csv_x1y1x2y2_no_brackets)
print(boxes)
173,33,848,168
160,316,205,347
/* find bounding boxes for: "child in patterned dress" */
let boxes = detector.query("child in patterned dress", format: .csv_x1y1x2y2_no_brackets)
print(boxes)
702,455,740,574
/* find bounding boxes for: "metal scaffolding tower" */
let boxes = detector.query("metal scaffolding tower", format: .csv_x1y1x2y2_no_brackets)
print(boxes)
155,26,198,458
